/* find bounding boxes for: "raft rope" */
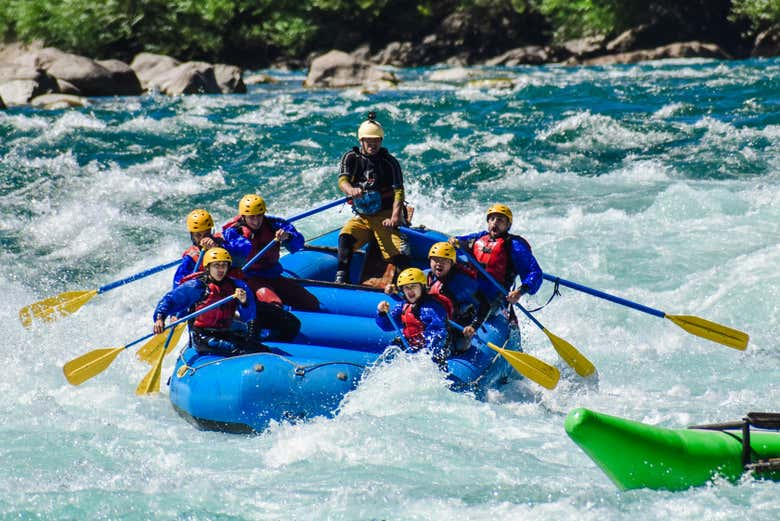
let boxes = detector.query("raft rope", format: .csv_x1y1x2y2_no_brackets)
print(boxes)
525,277,561,313
175,351,367,377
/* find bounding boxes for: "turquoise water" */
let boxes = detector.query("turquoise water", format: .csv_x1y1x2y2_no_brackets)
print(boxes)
1,58,779,519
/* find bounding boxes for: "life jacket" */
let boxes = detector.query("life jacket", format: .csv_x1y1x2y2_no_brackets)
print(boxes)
182,245,200,263
472,233,531,288
223,215,280,271
426,274,455,319
182,273,239,329
400,303,426,349
454,262,478,279
182,233,225,263
400,293,453,349
344,147,397,215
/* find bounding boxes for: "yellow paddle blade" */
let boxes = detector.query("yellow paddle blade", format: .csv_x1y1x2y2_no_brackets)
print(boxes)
485,342,560,390
136,347,166,395
666,314,749,351
19,289,98,327
63,347,124,386
543,329,596,378
136,323,186,364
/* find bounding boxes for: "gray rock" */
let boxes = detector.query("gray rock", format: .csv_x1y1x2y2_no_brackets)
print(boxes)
583,41,730,65
0,64,59,105
372,41,414,67
244,73,278,85
15,47,141,96
56,78,81,95
130,52,181,90
152,61,221,95
484,45,552,66
30,93,90,109
752,24,780,57
214,63,246,93
562,36,607,60
350,44,372,62
428,67,478,82
304,50,398,89
95,58,143,94
605,23,676,54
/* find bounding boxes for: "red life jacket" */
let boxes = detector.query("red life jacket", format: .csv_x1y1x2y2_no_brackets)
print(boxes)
182,245,200,263
400,293,453,349
186,274,239,329
182,232,225,263
454,262,478,279
473,234,510,285
401,303,426,349
223,215,279,271
425,274,455,319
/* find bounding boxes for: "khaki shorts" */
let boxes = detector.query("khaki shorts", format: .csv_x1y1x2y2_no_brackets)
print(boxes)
340,208,409,261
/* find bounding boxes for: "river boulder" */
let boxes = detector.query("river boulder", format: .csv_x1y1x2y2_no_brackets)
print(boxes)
30,93,90,109
129,52,181,90
583,41,730,65
0,64,59,105
150,61,221,95
304,50,397,89
214,64,246,94
10,47,141,96
130,53,245,94
752,24,780,57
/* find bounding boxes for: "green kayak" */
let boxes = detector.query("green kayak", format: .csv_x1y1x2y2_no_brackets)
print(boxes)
565,407,780,491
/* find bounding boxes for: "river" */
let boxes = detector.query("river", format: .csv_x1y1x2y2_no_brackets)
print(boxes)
1,58,778,520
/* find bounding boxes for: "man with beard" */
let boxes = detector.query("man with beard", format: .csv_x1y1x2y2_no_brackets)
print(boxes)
450,204,542,309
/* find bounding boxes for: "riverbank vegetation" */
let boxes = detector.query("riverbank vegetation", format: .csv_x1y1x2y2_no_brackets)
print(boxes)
1,1,778,67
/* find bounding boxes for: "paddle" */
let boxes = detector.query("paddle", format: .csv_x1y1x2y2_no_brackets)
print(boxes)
135,240,280,366
136,323,186,364
384,304,559,389
135,325,178,395
449,322,559,389
25,197,351,329
135,248,205,364
457,246,596,378
63,295,236,386
240,196,349,272
542,274,749,350
19,258,181,328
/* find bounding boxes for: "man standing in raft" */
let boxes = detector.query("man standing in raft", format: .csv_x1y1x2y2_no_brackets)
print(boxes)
450,204,543,308
222,193,319,312
335,111,409,284
153,248,266,356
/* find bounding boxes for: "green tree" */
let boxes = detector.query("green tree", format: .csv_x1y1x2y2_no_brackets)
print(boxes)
730,0,780,34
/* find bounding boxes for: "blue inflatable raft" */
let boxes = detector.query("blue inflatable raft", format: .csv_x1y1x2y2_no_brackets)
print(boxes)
169,226,517,433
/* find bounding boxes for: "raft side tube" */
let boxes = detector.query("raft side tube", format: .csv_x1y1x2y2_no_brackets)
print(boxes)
565,408,780,491
292,311,396,351
171,346,375,433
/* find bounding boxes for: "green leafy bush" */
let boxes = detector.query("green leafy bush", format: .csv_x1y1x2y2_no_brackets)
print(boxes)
730,0,780,34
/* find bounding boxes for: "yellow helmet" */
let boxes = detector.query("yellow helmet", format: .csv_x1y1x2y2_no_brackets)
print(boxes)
357,112,384,140
202,247,232,267
396,267,427,287
428,242,456,262
186,209,214,233
486,203,513,226
238,194,266,216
